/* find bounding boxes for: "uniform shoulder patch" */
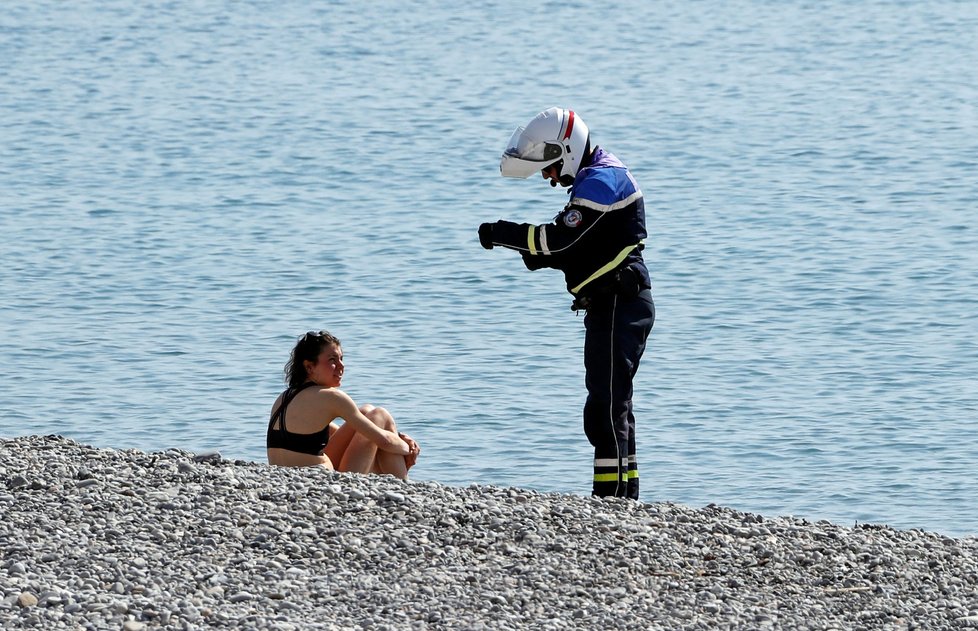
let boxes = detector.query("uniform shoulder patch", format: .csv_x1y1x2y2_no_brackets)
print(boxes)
563,209,583,228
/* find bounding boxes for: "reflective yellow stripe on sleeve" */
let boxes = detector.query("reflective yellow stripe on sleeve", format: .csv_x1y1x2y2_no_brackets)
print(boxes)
527,225,537,255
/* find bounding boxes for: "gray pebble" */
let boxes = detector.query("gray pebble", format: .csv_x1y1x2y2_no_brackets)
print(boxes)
1,434,977,630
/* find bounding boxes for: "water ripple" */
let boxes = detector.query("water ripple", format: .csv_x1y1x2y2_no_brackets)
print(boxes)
1,0,977,537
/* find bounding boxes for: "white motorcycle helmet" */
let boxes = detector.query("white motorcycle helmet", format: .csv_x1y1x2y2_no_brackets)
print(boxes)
500,107,591,181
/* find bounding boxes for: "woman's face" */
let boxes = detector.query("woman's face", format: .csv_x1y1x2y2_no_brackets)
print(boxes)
305,343,344,387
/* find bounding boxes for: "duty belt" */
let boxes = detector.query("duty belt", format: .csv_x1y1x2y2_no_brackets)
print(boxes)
570,265,645,312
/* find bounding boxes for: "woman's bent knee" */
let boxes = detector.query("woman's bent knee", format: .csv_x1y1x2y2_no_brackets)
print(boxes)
365,406,395,430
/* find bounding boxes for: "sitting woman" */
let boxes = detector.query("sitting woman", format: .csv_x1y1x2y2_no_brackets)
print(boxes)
267,330,420,479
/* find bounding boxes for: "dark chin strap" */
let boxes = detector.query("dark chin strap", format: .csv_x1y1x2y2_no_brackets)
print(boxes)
553,136,593,187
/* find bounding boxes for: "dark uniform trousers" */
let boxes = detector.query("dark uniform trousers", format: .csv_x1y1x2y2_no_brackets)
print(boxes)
583,288,655,499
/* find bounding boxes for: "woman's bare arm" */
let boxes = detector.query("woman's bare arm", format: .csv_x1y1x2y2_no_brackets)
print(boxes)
324,389,410,455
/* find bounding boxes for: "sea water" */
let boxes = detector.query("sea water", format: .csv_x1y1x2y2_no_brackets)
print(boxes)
1,0,976,537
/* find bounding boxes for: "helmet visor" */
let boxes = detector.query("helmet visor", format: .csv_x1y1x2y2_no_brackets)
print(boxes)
499,126,562,178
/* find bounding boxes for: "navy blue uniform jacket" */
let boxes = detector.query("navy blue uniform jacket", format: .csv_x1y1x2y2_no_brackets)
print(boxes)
487,147,650,298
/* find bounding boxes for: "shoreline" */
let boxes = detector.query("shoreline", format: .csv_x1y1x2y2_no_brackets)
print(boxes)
2,434,977,630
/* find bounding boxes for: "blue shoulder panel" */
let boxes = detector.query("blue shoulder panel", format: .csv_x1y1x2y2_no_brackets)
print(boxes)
572,166,636,207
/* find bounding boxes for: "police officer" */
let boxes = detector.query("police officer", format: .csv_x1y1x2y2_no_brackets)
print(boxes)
478,107,655,499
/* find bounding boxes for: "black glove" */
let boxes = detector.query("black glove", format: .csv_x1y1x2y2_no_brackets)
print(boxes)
478,223,494,250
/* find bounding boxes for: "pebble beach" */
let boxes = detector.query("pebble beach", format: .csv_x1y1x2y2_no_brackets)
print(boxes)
2,435,977,630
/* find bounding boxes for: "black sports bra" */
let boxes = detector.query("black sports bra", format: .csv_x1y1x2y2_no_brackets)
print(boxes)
266,382,331,456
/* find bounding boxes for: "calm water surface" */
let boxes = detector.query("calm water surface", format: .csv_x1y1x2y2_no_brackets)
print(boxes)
2,1,977,537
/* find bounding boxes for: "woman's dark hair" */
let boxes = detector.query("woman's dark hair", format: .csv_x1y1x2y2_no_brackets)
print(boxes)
285,330,341,387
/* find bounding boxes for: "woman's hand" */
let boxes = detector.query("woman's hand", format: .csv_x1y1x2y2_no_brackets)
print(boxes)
399,432,420,470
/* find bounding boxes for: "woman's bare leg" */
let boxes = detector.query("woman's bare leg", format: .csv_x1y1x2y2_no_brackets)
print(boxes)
365,406,409,480
326,405,409,479
324,421,359,469
335,430,379,474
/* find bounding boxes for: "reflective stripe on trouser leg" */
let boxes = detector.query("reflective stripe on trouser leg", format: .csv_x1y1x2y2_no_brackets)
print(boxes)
584,295,628,497
593,457,629,496
583,290,654,499
627,454,639,500
624,398,639,500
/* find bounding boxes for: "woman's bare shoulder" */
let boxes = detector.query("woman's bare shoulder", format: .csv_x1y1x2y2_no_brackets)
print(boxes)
308,386,356,406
